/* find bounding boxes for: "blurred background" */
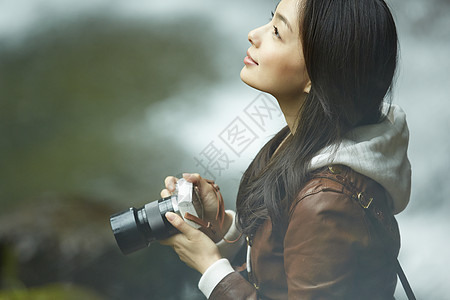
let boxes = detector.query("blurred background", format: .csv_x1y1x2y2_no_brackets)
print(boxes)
0,0,449,299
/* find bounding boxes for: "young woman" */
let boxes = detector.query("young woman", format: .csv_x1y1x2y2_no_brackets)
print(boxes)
160,0,411,299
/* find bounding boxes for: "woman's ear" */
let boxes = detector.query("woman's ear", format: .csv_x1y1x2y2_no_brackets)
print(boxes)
304,80,312,93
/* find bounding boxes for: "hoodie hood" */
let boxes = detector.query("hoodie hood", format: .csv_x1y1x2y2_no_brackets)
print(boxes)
310,104,411,214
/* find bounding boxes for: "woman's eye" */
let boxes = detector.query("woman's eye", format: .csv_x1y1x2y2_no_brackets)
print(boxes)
270,11,274,20
273,25,281,39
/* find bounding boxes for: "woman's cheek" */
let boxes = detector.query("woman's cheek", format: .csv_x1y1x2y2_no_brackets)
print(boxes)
277,56,308,91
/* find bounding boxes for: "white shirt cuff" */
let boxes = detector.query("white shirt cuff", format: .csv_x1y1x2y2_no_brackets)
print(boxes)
198,258,234,299
216,210,245,260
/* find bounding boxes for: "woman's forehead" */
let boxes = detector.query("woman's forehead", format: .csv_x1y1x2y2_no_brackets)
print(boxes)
276,0,302,33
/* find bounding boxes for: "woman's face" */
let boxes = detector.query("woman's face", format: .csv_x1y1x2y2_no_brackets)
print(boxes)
240,0,310,100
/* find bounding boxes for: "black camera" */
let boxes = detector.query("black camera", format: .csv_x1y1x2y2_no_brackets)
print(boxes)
110,179,202,255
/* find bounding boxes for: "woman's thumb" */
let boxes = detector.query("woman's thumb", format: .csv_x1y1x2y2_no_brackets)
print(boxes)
165,212,195,237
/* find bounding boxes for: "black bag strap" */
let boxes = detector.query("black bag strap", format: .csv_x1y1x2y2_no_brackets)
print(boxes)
357,195,417,300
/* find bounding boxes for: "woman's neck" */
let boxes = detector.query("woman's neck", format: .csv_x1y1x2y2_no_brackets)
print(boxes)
275,92,308,134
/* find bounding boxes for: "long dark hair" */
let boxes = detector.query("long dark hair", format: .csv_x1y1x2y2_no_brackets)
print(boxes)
236,0,398,235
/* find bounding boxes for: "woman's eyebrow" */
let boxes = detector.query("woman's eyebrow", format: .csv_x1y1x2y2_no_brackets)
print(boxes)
274,12,293,32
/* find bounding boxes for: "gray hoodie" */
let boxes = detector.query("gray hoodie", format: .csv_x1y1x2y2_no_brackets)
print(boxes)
311,104,411,214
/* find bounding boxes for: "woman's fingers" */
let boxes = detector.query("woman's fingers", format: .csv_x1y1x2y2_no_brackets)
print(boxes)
182,173,201,186
160,189,171,198
160,212,222,274
183,173,213,196
164,176,178,192
165,212,198,239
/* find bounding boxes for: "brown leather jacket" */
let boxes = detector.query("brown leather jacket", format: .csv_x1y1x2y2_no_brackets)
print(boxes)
210,165,400,299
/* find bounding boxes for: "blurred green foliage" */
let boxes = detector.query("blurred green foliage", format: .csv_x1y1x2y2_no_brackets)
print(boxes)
0,283,104,300
0,13,223,300
0,14,220,210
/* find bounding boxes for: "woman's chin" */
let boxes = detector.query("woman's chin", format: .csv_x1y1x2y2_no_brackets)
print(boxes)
239,67,247,82
240,69,259,90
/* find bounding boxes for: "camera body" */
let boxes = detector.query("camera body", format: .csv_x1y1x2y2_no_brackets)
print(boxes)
110,179,202,255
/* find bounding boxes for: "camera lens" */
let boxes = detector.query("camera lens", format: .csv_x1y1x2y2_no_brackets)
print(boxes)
110,196,179,255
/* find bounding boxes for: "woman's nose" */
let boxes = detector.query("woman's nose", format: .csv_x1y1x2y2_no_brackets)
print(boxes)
248,25,263,47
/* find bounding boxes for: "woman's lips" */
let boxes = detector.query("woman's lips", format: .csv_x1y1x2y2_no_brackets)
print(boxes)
244,51,258,65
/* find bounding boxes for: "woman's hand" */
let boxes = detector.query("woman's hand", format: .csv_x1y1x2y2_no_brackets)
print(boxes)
159,212,222,274
161,173,232,240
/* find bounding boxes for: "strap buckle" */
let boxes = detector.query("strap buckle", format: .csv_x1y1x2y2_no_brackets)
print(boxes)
357,192,373,209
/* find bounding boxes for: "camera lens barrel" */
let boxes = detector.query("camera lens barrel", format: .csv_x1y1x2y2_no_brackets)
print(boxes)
110,196,179,255
145,198,178,240
110,207,149,255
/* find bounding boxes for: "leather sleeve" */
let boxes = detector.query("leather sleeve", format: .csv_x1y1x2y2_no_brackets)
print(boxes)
209,271,258,300
284,189,370,300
